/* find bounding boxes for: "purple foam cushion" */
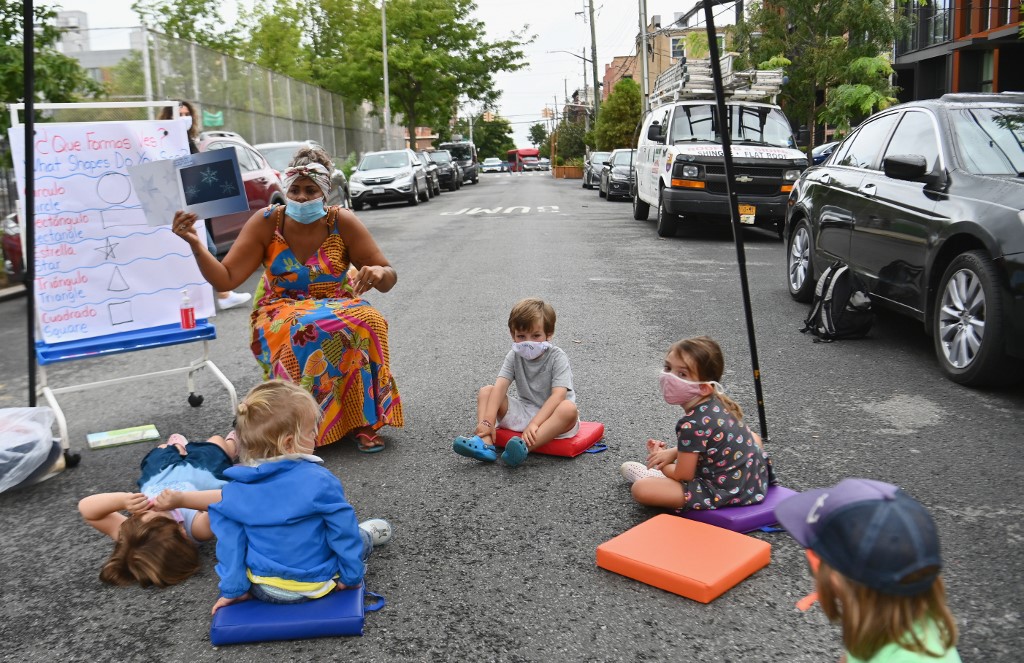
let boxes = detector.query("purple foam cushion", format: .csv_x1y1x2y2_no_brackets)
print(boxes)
681,486,798,533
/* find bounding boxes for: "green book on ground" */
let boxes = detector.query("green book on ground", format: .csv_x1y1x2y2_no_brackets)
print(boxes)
87,424,160,450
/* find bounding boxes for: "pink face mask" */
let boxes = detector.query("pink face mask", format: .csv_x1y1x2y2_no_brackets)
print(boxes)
658,371,721,406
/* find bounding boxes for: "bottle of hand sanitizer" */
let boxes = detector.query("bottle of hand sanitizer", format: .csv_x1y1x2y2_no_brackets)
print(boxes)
180,289,195,329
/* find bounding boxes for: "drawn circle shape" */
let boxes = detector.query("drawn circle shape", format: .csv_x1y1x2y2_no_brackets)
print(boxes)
97,172,132,205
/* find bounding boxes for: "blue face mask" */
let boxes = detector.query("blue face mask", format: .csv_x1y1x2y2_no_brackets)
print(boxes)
286,198,327,224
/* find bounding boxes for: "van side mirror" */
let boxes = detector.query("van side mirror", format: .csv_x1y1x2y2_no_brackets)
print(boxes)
647,124,664,143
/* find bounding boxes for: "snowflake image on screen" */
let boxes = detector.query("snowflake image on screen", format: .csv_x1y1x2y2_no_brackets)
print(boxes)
180,160,239,206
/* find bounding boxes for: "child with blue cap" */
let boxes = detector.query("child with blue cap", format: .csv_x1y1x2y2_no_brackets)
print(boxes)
775,478,960,662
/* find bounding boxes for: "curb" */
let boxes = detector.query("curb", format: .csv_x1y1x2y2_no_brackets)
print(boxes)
0,284,26,302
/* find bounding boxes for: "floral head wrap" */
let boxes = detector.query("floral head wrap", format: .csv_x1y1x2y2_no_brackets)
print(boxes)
282,163,331,199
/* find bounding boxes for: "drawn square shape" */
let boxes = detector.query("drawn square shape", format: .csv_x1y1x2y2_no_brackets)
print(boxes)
596,514,771,603
108,301,133,326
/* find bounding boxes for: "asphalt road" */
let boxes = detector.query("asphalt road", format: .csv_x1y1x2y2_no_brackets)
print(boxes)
1,170,1021,661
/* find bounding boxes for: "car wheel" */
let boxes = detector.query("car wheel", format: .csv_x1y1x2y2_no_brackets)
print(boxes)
932,250,1019,386
418,182,429,202
409,182,420,206
472,176,479,184
786,218,815,302
434,180,441,196
352,201,364,211
656,187,678,238
632,190,650,220
369,202,379,209
598,182,607,198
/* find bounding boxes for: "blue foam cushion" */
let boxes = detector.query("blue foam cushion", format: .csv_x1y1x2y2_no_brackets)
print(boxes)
681,486,798,533
210,585,367,646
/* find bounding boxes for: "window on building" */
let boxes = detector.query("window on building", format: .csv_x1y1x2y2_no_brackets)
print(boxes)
979,0,991,31
981,51,994,92
671,37,685,61
964,0,974,34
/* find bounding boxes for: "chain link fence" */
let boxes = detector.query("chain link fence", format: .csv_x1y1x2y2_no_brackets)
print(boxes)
2,27,405,217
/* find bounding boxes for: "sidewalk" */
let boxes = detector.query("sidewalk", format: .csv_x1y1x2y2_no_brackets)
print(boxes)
0,283,25,302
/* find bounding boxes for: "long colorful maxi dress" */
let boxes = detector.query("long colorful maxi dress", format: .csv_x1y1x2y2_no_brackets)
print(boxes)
249,205,403,447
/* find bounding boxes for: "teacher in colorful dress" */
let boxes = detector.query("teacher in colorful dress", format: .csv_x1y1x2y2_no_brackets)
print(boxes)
171,145,403,452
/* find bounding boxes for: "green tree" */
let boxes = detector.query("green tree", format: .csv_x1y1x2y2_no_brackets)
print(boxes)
554,119,587,161
0,3,104,160
738,0,903,146
593,77,641,150
132,0,242,53
236,0,312,82
316,0,531,146
528,123,548,147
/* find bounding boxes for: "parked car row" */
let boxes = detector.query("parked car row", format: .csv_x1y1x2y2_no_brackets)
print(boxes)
349,146,489,210
582,149,637,202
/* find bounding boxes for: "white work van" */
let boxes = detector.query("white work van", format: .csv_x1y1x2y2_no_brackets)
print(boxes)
633,56,808,237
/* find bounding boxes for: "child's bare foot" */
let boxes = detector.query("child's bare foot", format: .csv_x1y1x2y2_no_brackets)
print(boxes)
159,434,188,456
223,430,239,460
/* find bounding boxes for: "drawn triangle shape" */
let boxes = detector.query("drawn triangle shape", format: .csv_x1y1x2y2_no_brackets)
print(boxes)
108,266,130,292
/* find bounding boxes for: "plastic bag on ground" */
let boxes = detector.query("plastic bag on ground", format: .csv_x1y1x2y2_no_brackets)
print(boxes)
0,407,57,494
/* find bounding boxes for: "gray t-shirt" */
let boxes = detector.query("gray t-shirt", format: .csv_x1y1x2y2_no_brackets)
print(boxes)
498,345,575,409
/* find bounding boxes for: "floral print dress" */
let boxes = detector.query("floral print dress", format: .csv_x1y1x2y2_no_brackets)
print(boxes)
249,205,403,447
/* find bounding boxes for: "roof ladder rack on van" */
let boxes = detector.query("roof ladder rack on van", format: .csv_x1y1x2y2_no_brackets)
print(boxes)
650,52,784,109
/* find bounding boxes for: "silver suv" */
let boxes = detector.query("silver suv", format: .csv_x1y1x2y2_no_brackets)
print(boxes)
349,149,430,210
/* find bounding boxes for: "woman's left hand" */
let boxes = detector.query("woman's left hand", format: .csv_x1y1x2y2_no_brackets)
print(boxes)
352,265,386,296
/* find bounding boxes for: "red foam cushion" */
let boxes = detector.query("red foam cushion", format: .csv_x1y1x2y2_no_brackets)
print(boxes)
493,421,604,457
597,514,771,603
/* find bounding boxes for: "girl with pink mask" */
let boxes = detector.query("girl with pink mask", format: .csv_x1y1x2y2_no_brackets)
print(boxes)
620,336,773,511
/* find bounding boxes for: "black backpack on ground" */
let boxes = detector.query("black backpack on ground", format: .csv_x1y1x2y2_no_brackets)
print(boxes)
801,262,874,341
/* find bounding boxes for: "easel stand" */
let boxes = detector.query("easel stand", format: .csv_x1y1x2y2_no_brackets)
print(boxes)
36,320,238,454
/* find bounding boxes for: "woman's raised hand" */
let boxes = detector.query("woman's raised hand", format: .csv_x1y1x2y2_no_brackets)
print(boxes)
171,210,201,248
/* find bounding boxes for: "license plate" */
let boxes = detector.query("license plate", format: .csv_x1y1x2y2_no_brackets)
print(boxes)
738,204,756,225
372,187,385,195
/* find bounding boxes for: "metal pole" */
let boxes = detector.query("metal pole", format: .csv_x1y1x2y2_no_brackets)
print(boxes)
190,41,200,103
639,0,651,112
582,48,590,131
702,2,769,440
588,0,600,118
139,24,154,119
24,0,37,407
152,31,164,100
381,1,392,150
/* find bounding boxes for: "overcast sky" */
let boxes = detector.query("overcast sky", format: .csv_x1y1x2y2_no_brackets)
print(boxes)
40,0,700,145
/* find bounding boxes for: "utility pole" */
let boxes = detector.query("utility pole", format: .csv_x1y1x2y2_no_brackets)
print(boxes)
638,0,650,112
582,48,590,132
381,0,392,149
588,0,600,119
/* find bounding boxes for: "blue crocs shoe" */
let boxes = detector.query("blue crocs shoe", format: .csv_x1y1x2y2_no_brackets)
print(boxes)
453,435,498,462
501,436,529,467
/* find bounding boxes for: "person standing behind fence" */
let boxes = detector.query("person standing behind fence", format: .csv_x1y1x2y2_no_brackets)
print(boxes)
170,145,403,452
158,100,250,310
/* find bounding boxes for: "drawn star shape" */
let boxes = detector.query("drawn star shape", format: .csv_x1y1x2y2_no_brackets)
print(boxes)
94,238,119,260
220,181,237,195
200,167,219,186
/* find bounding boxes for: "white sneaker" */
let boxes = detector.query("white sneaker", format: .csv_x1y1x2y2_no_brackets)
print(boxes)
359,518,392,546
620,461,665,484
216,291,252,310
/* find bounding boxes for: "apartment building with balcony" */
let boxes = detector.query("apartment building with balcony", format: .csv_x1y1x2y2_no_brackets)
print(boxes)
894,0,1022,100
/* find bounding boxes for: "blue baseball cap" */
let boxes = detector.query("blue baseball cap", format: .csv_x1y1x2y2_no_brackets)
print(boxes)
774,478,943,596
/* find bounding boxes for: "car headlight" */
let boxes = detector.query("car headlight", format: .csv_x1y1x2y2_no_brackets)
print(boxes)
783,169,801,181
350,175,362,184
681,165,701,178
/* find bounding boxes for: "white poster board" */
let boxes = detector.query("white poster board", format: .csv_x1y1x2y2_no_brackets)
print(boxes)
8,120,217,345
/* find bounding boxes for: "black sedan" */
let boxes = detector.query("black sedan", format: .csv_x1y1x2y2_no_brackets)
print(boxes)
784,93,1024,386
599,149,637,201
582,151,610,189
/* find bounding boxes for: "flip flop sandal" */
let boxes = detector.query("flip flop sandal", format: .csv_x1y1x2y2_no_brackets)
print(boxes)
452,435,497,462
354,432,386,454
501,436,529,467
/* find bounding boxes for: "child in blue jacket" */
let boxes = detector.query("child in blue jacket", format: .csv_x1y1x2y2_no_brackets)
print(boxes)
209,380,392,614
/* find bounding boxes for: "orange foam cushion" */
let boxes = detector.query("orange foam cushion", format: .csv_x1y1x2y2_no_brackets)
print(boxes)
596,514,771,603
493,421,604,457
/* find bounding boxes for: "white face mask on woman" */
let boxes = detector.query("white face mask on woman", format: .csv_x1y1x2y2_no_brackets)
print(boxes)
180,115,192,131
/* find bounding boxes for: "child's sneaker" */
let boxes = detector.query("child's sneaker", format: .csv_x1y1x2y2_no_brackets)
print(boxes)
359,518,393,546
620,461,665,484
501,436,529,467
